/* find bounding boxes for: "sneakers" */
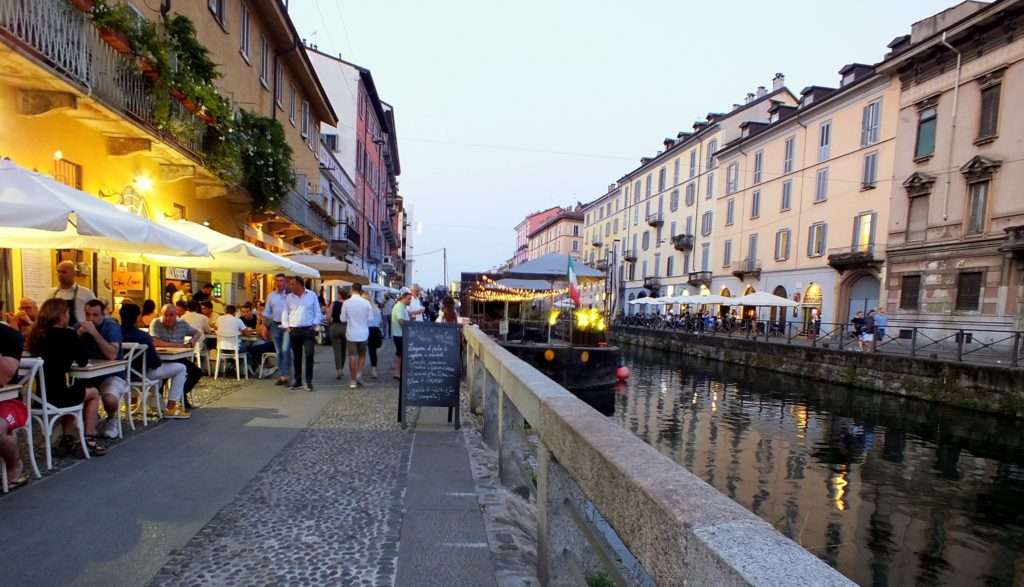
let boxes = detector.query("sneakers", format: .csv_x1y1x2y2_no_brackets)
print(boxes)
100,417,120,439
349,381,357,389
371,367,378,379
356,377,364,387
303,384,314,392
164,405,192,419
274,378,288,386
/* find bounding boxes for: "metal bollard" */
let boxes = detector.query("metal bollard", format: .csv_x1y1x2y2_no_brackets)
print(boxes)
957,329,965,362
911,327,918,358
1013,332,1021,368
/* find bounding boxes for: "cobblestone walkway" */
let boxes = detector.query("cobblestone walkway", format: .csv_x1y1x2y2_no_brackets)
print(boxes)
150,374,411,587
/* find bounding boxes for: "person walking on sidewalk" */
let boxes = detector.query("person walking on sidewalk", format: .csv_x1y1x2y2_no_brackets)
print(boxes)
391,289,412,380
282,277,323,392
328,289,349,380
340,284,372,389
366,293,383,380
263,274,292,386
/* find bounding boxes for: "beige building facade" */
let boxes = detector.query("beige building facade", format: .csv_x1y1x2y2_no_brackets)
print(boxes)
880,0,1024,332
711,66,899,327
527,210,583,261
603,80,798,312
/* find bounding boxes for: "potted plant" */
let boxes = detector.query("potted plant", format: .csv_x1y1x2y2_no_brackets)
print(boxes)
69,0,96,11
90,2,137,54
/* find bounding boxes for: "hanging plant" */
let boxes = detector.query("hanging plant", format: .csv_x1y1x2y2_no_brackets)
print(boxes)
236,110,294,211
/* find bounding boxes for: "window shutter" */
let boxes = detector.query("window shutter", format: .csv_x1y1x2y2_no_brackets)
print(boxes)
861,105,870,146
852,215,861,249
821,224,828,255
784,231,791,259
807,226,814,257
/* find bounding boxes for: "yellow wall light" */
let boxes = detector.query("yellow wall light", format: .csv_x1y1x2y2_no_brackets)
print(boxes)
133,175,154,193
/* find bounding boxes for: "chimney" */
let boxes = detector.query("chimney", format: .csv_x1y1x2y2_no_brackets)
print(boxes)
756,85,767,98
745,92,755,104
663,138,676,149
772,73,785,90
608,183,617,192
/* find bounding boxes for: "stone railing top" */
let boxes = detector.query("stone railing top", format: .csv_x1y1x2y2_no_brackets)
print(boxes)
464,326,854,586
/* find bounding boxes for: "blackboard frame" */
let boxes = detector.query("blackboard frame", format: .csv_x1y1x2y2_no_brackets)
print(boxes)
398,321,461,429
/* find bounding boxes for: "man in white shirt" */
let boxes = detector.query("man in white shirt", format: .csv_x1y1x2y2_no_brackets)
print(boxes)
263,273,292,386
50,260,96,327
408,284,426,322
282,276,323,391
181,301,210,336
216,305,258,374
339,283,372,388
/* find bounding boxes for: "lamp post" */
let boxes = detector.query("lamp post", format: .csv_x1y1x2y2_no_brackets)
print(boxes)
606,238,620,318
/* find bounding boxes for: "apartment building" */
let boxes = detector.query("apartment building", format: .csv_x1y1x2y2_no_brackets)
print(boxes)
308,50,404,286
0,0,337,305
581,185,623,310
513,206,564,265
711,64,899,327
879,0,1024,331
527,209,583,261
614,79,798,310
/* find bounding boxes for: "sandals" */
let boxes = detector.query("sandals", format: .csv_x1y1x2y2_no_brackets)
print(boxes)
83,435,107,457
7,470,30,490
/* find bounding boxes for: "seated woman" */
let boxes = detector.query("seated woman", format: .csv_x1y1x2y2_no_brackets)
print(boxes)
26,299,106,456
139,299,158,328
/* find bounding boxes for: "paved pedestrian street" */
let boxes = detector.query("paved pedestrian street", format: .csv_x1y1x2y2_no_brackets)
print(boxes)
0,347,498,587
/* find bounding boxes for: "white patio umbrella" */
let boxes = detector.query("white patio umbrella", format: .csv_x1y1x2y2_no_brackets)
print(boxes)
283,253,368,284
0,160,208,256
132,220,319,278
689,294,730,305
731,290,799,307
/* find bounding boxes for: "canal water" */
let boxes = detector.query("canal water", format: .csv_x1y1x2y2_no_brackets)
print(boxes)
585,345,1024,586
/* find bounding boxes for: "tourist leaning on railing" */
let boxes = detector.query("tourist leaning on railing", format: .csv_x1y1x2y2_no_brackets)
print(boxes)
27,299,106,457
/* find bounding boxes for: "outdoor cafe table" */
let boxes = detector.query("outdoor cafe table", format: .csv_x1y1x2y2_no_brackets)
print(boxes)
70,360,128,380
0,384,20,401
156,347,193,361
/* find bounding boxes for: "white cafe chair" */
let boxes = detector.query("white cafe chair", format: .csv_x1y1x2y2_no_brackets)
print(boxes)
122,342,163,426
258,352,278,379
20,357,90,470
214,335,249,380
1,360,44,491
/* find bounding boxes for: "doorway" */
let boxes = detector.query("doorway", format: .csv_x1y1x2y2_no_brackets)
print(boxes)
845,274,880,324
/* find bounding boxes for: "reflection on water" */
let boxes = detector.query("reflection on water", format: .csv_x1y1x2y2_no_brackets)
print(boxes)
590,345,1024,586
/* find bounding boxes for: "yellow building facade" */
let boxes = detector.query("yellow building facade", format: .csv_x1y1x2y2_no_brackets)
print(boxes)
528,210,583,261
0,0,334,310
711,66,899,327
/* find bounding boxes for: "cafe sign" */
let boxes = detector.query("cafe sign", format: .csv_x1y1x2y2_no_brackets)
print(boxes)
113,271,144,291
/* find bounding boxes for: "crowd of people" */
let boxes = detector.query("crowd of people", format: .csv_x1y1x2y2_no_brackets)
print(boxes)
0,262,458,491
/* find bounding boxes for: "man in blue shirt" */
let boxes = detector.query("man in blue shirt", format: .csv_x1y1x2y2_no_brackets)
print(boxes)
121,303,191,420
80,299,127,438
262,273,291,386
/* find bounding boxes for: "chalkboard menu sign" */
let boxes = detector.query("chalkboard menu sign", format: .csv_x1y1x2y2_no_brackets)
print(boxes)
399,321,461,428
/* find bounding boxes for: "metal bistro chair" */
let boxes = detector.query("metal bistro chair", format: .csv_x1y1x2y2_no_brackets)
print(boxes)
214,334,249,380
1,360,44,491
20,357,90,470
122,342,164,427
258,352,278,379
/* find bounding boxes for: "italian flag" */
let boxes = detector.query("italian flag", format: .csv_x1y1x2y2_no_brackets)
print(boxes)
568,256,580,308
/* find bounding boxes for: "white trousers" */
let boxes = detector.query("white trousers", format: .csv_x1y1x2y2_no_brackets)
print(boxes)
147,362,187,403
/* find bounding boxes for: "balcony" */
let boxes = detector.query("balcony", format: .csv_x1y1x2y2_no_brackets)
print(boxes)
999,225,1024,259
594,258,608,271
382,220,398,249
643,276,661,290
688,271,712,288
622,248,637,263
646,211,664,227
827,244,882,274
592,236,603,248
0,0,209,162
367,240,384,263
253,189,331,253
731,258,761,280
672,234,694,252
329,223,361,258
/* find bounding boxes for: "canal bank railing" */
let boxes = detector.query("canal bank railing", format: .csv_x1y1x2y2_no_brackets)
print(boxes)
616,316,1024,368
463,325,854,586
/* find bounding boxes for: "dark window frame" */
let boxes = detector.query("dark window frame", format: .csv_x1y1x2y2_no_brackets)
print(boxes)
955,271,983,312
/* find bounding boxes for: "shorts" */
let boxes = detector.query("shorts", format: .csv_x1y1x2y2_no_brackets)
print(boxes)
99,376,129,398
393,336,403,357
0,399,28,430
346,340,368,356
860,332,874,343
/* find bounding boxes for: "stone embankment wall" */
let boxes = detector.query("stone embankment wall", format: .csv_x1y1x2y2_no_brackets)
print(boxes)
611,326,1024,418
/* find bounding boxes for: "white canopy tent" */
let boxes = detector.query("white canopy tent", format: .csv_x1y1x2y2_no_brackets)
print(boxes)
0,160,209,256
283,253,368,284
730,291,799,307
130,220,319,278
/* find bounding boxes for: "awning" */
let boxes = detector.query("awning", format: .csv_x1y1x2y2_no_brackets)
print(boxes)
283,253,368,284
130,220,319,278
0,160,209,256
